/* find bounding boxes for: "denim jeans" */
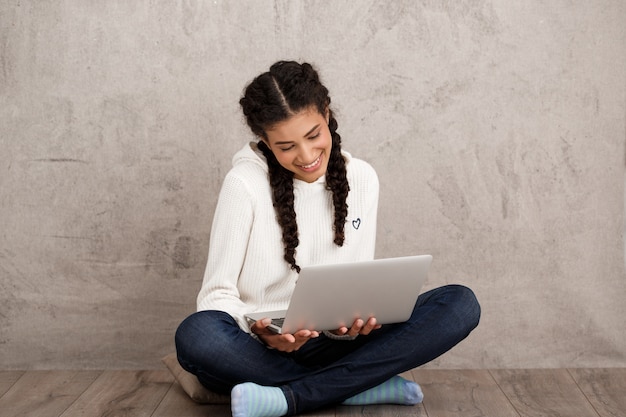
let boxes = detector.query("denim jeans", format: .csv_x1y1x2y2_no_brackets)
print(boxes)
175,284,480,416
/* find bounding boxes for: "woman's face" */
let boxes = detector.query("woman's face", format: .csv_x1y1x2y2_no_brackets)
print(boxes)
263,107,332,183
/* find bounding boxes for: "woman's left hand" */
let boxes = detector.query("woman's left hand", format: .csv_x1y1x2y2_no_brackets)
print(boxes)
332,317,382,338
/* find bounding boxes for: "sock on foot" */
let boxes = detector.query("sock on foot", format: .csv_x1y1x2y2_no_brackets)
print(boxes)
231,382,288,417
342,375,424,406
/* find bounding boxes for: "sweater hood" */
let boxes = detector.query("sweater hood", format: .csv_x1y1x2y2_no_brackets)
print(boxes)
232,142,269,171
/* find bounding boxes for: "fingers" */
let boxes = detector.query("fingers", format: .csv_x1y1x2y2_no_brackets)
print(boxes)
258,328,319,352
277,330,318,352
250,318,270,334
346,319,363,337
294,329,319,342
348,317,380,337
335,326,349,335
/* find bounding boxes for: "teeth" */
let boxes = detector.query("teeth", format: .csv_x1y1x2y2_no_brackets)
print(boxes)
302,156,320,169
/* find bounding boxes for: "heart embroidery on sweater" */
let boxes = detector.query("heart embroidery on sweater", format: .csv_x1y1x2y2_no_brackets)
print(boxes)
352,218,361,230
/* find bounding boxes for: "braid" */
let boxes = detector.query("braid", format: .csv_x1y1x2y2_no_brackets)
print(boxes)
258,141,301,272
326,112,349,246
240,61,349,271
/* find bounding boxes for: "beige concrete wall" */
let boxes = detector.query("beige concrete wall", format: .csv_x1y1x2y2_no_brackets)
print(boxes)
1,0,625,369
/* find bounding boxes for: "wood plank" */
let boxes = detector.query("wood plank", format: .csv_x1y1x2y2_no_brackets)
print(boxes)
569,368,626,417
0,370,101,417
491,369,600,417
59,370,173,417
300,405,337,417
336,403,422,417
152,380,231,417
0,371,24,397
413,369,519,417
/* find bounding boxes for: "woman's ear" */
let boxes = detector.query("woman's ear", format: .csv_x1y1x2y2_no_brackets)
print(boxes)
325,108,330,124
260,137,270,149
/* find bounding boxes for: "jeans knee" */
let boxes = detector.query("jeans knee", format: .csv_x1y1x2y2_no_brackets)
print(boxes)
175,313,197,350
174,313,201,367
175,310,239,360
452,284,481,330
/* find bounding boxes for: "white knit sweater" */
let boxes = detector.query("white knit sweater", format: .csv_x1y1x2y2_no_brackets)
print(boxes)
197,142,379,332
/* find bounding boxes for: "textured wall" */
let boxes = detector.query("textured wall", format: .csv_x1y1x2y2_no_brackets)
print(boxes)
1,1,625,369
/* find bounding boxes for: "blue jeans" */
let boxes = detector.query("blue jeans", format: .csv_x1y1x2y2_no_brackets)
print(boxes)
175,284,480,416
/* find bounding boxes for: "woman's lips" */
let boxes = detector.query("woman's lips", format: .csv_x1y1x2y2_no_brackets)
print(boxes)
298,154,322,171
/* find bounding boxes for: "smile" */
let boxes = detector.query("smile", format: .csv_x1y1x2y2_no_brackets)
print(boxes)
298,155,322,170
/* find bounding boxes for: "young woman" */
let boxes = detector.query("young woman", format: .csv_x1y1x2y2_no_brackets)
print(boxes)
175,61,480,417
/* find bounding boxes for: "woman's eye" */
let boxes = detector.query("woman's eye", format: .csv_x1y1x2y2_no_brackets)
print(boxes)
309,132,320,140
280,145,294,152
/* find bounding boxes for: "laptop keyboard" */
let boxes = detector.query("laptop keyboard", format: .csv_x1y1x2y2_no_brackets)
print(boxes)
271,318,285,328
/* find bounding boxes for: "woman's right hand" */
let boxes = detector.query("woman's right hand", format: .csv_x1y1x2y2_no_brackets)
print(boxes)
250,318,319,352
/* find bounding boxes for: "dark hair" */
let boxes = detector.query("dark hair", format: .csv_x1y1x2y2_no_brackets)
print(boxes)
239,61,349,272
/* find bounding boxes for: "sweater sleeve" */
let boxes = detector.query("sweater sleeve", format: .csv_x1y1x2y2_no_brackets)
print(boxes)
196,171,254,329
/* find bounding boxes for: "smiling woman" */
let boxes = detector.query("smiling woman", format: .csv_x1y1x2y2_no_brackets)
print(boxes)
174,61,480,417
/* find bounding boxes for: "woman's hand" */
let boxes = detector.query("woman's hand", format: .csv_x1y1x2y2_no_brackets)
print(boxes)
332,317,382,338
250,318,319,352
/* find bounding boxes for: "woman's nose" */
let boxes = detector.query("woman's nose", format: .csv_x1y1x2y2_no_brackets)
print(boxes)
298,145,316,164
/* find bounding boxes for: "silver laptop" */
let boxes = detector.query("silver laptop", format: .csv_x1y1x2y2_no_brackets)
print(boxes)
244,255,432,334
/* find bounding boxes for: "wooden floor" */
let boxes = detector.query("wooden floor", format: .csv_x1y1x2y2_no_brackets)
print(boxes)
1,368,625,416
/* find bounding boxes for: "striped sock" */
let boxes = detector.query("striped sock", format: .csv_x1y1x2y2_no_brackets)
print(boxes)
342,376,424,405
231,382,288,417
